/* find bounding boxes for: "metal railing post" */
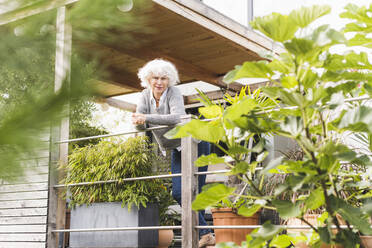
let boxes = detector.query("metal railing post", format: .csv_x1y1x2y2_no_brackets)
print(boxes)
181,115,198,248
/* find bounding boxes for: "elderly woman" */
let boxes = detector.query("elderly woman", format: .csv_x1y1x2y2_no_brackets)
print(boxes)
132,59,215,247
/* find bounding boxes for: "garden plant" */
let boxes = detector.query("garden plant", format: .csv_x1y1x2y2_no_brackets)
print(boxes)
167,4,372,248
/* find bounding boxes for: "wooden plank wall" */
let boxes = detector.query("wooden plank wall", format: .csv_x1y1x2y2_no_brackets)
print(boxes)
0,139,50,248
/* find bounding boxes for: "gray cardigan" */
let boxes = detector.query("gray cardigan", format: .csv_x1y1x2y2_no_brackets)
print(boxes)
135,86,186,150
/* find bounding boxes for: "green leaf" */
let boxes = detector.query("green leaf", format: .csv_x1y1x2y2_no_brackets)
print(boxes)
251,221,283,240
318,227,331,244
251,13,299,42
324,51,372,70
165,119,225,143
289,5,331,28
284,38,314,57
195,153,225,167
337,106,372,133
238,204,262,217
299,68,318,89
228,145,250,155
340,4,371,25
347,34,372,48
230,161,250,175
310,25,345,47
198,105,223,119
231,61,273,81
272,200,301,219
280,116,303,137
261,156,283,175
281,76,298,89
269,235,293,248
223,65,241,84
305,188,325,210
192,184,236,211
330,196,372,235
224,98,257,129
364,82,372,97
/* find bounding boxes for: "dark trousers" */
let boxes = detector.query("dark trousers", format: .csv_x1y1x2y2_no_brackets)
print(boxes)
171,141,212,237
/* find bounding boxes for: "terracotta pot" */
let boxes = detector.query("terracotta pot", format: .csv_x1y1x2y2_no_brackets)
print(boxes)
211,208,259,245
157,229,174,248
361,236,372,248
286,214,343,248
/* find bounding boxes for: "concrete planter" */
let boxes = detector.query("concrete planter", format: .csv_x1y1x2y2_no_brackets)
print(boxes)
69,202,159,248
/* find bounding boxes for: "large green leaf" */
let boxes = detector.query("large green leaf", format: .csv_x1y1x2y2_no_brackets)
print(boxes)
310,25,346,47
251,221,283,240
324,51,372,70
347,34,372,48
165,119,225,143
251,13,299,42
199,105,223,119
330,196,372,235
337,106,372,133
223,98,257,129
280,116,303,137
340,4,371,26
289,5,331,28
281,76,298,89
230,61,273,82
305,188,325,210
284,38,314,58
269,235,293,248
298,68,318,89
238,204,262,217
195,153,225,167
192,184,236,210
272,200,301,219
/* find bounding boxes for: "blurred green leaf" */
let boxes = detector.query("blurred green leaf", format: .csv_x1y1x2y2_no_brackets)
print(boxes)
192,184,236,211
272,200,301,219
281,76,298,89
195,153,225,167
238,204,261,217
289,5,331,28
269,234,293,248
165,119,224,143
305,188,325,210
199,105,223,119
251,13,298,42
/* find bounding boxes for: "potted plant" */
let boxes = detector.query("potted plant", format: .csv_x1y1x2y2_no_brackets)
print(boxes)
61,136,164,248
168,4,372,247
157,182,180,248
210,196,260,245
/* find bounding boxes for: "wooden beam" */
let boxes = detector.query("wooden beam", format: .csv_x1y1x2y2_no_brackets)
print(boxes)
171,0,285,54
152,0,284,59
49,6,71,248
181,115,199,248
0,0,78,26
96,97,137,112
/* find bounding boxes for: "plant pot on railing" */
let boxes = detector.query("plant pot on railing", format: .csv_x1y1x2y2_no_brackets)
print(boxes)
211,208,259,245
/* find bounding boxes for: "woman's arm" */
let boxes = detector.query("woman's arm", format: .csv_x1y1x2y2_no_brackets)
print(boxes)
132,91,148,130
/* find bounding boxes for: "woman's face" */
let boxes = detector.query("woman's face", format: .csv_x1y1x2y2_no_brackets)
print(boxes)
149,73,169,97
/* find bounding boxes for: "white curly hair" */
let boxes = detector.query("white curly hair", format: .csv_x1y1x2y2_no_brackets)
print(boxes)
137,59,180,88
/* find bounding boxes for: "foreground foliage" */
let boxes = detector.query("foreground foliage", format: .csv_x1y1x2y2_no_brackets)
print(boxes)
168,4,372,248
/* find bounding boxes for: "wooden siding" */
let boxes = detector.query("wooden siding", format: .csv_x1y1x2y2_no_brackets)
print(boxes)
0,140,50,248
